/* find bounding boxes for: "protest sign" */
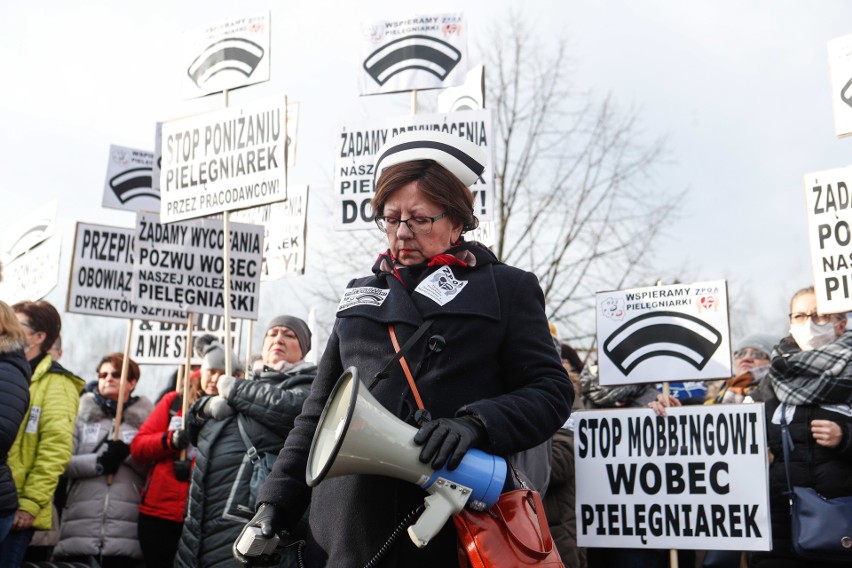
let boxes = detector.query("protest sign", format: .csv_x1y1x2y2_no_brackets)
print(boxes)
132,212,264,319
229,185,309,279
182,11,271,98
828,33,852,138
1,200,57,264
437,64,485,112
102,144,158,212
575,404,771,551
596,280,731,385
335,109,493,230
0,235,61,304
804,166,852,312
359,12,468,95
160,97,288,222
66,222,184,322
132,313,242,365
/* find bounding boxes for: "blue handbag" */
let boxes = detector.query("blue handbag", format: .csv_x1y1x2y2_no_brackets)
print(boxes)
780,404,852,561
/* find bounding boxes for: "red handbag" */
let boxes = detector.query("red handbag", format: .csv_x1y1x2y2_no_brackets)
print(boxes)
453,487,564,568
388,324,563,568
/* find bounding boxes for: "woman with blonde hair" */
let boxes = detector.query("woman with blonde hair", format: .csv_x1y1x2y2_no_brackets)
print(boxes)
0,301,30,546
0,300,83,567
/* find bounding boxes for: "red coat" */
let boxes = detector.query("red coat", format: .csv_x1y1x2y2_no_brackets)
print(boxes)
130,391,193,522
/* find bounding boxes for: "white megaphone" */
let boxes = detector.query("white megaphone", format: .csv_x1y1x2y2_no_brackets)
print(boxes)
306,367,506,548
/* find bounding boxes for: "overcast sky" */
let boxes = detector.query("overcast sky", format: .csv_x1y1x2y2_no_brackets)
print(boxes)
2,1,851,398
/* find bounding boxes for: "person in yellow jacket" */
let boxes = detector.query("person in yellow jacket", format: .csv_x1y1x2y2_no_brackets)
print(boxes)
0,301,84,566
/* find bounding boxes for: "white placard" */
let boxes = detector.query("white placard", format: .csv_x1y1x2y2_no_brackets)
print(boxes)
804,167,852,312
575,405,771,551
335,110,494,230
359,12,468,96
596,280,731,385
0,235,61,304
230,185,309,279
437,64,485,113
102,144,158,212
828,33,852,138
132,212,264,320
182,11,271,98
1,200,57,264
132,313,242,365
159,97,289,223
65,222,185,322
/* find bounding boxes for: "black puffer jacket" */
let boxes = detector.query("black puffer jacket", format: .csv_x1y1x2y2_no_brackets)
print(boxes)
175,362,316,568
0,337,30,516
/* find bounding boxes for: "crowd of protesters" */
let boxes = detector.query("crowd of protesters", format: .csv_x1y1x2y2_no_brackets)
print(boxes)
0,134,848,568
2,287,851,568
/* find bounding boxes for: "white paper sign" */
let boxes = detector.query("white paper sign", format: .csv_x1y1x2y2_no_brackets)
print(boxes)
596,280,731,385
359,12,468,96
828,33,852,138
182,12,271,98
437,64,485,113
575,405,771,551
1,200,57,264
132,212,264,320
102,144,158,212
229,185,309,279
159,97,289,222
0,235,61,304
803,167,852,312
334,110,494,230
66,222,186,322
132,312,242,365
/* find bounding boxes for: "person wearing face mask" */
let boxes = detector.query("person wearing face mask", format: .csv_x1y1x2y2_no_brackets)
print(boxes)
176,319,317,568
748,286,852,568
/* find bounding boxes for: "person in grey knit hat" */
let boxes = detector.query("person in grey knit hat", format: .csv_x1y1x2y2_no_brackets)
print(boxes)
261,315,311,367
179,320,317,568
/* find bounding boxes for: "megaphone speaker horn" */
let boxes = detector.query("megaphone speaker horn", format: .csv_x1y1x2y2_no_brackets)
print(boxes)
306,367,507,548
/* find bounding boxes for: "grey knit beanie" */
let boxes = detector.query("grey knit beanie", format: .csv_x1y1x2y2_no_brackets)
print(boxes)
201,341,244,373
266,315,311,356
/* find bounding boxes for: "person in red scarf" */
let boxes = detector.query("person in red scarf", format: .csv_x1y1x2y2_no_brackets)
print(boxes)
236,131,574,568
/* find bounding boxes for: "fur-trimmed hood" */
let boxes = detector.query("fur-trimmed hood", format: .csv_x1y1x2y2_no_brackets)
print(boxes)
77,392,153,429
0,335,26,355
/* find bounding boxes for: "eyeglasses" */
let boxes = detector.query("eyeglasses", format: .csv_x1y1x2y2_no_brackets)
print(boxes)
733,348,769,360
375,213,447,235
98,371,122,380
789,312,834,325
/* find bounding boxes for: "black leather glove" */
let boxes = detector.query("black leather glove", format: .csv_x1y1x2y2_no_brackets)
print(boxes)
413,415,487,470
171,428,190,450
233,503,285,566
187,397,210,445
97,440,130,475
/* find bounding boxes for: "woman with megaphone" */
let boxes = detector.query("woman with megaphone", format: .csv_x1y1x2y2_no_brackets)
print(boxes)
235,130,574,568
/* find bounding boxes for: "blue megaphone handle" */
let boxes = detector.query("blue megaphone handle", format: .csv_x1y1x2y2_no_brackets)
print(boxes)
424,448,506,509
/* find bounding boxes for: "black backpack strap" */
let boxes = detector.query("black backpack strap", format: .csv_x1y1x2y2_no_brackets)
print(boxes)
236,414,260,464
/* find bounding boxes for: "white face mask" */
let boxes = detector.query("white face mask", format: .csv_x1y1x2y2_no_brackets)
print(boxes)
789,319,836,351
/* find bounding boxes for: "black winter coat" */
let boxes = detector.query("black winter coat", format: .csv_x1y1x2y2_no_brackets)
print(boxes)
175,362,316,568
0,338,30,516
258,243,574,568
751,398,852,568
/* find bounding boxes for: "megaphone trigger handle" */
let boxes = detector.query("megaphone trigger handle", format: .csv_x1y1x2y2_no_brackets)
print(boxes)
407,478,472,548
414,409,431,426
